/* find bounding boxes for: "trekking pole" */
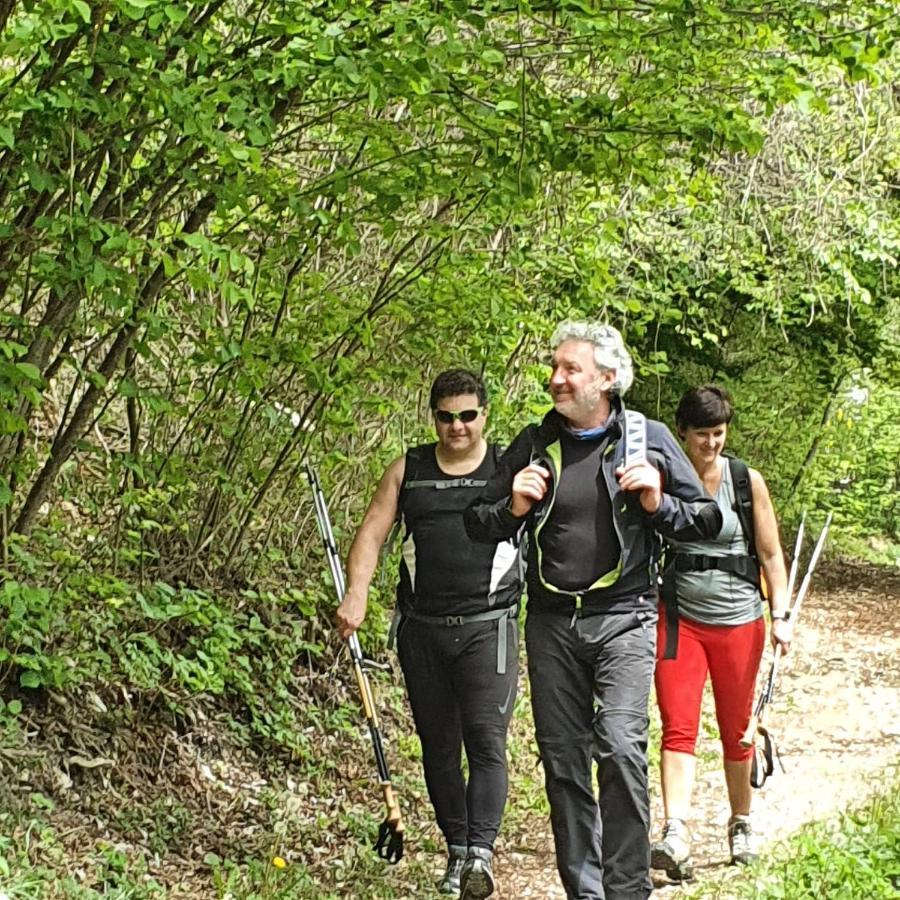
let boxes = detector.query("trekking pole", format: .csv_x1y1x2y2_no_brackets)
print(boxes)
741,512,832,749
742,512,806,742
785,511,806,605
306,465,404,864
785,511,832,627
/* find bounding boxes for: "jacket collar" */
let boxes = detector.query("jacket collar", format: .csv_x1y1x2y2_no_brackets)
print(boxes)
538,394,626,443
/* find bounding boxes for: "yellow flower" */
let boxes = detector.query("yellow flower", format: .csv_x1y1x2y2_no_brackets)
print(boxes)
272,856,287,869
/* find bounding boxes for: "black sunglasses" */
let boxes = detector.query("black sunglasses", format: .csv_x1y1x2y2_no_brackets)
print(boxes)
434,407,483,424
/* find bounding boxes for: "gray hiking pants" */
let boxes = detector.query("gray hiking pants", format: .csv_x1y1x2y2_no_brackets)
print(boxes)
526,605,657,900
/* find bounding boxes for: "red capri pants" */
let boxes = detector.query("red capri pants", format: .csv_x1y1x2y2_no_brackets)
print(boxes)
655,608,765,762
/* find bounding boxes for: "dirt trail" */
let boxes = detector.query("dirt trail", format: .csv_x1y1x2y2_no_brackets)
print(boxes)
485,564,900,899
3,566,896,898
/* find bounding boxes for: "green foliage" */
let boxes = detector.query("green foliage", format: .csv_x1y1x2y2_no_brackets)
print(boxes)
801,378,900,552
682,769,900,899
0,0,896,575
0,578,70,689
0,826,166,899
0,2,898,893
0,525,338,760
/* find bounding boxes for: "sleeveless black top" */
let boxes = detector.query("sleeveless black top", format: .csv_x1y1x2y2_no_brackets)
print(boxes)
397,443,522,617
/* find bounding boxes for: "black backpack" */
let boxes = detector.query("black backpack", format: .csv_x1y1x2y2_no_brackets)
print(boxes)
660,455,760,659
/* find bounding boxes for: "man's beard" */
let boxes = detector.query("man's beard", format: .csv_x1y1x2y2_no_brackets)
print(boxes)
555,377,605,420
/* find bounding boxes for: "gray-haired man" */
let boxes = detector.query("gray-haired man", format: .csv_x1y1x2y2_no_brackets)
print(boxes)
465,322,721,900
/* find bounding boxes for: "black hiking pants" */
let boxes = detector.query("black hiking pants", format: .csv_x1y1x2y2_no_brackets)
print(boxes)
526,605,657,900
397,615,518,850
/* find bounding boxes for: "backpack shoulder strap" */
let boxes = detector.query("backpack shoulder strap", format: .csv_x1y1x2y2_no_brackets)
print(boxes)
398,445,428,501
623,409,647,466
728,456,757,560
384,445,426,552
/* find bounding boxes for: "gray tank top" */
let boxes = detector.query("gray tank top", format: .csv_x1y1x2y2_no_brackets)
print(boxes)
671,459,764,626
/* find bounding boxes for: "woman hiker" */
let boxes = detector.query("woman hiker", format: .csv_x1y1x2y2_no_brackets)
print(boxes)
651,385,792,880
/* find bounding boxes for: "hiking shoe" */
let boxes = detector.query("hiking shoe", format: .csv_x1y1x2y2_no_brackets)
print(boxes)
728,815,758,866
460,846,495,899
650,818,694,882
437,844,467,895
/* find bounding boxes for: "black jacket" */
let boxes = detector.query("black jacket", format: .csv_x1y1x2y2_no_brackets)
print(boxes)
463,399,722,615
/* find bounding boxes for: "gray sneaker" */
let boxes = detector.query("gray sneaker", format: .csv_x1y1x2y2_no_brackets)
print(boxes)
460,846,495,899
650,818,694,882
728,815,758,866
437,845,467,894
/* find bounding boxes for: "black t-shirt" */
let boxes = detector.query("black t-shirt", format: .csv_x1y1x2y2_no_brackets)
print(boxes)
538,430,620,593
396,444,521,616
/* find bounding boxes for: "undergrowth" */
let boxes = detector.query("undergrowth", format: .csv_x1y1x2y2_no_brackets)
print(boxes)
682,768,900,900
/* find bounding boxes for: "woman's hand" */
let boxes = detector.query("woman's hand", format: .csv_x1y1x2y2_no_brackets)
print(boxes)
770,616,793,652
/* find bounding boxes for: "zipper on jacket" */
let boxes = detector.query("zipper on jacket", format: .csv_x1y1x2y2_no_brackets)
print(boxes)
570,593,583,628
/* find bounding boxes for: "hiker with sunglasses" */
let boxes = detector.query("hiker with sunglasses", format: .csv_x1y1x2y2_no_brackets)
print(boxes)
336,369,522,900
465,323,722,900
650,385,791,882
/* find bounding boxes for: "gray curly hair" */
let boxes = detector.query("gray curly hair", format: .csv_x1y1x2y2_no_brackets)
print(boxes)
551,320,634,395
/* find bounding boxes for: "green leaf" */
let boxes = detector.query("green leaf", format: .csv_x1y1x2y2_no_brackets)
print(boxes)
481,48,506,65
15,362,41,382
20,670,42,689
72,0,92,23
118,378,140,398
30,792,55,811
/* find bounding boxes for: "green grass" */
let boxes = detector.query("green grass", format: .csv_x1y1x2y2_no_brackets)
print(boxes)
682,768,900,900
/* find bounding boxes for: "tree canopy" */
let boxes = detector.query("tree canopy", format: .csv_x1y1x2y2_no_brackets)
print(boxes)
0,1,898,895
0,0,896,685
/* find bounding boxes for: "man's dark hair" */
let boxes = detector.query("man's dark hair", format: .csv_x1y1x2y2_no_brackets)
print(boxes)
429,369,487,409
675,384,735,430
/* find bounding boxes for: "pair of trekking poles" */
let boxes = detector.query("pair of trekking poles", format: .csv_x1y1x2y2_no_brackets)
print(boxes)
740,511,832,788
307,465,404,864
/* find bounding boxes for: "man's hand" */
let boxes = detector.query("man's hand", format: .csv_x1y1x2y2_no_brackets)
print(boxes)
616,460,662,513
770,617,792,653
510,464,551,517
336,588,367,640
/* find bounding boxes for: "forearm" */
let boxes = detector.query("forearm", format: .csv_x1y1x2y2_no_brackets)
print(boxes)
760,551,789,615
336,531,381,638
650,493,722,541
345,532,383,597
464,496,524,542
645,432,723,540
